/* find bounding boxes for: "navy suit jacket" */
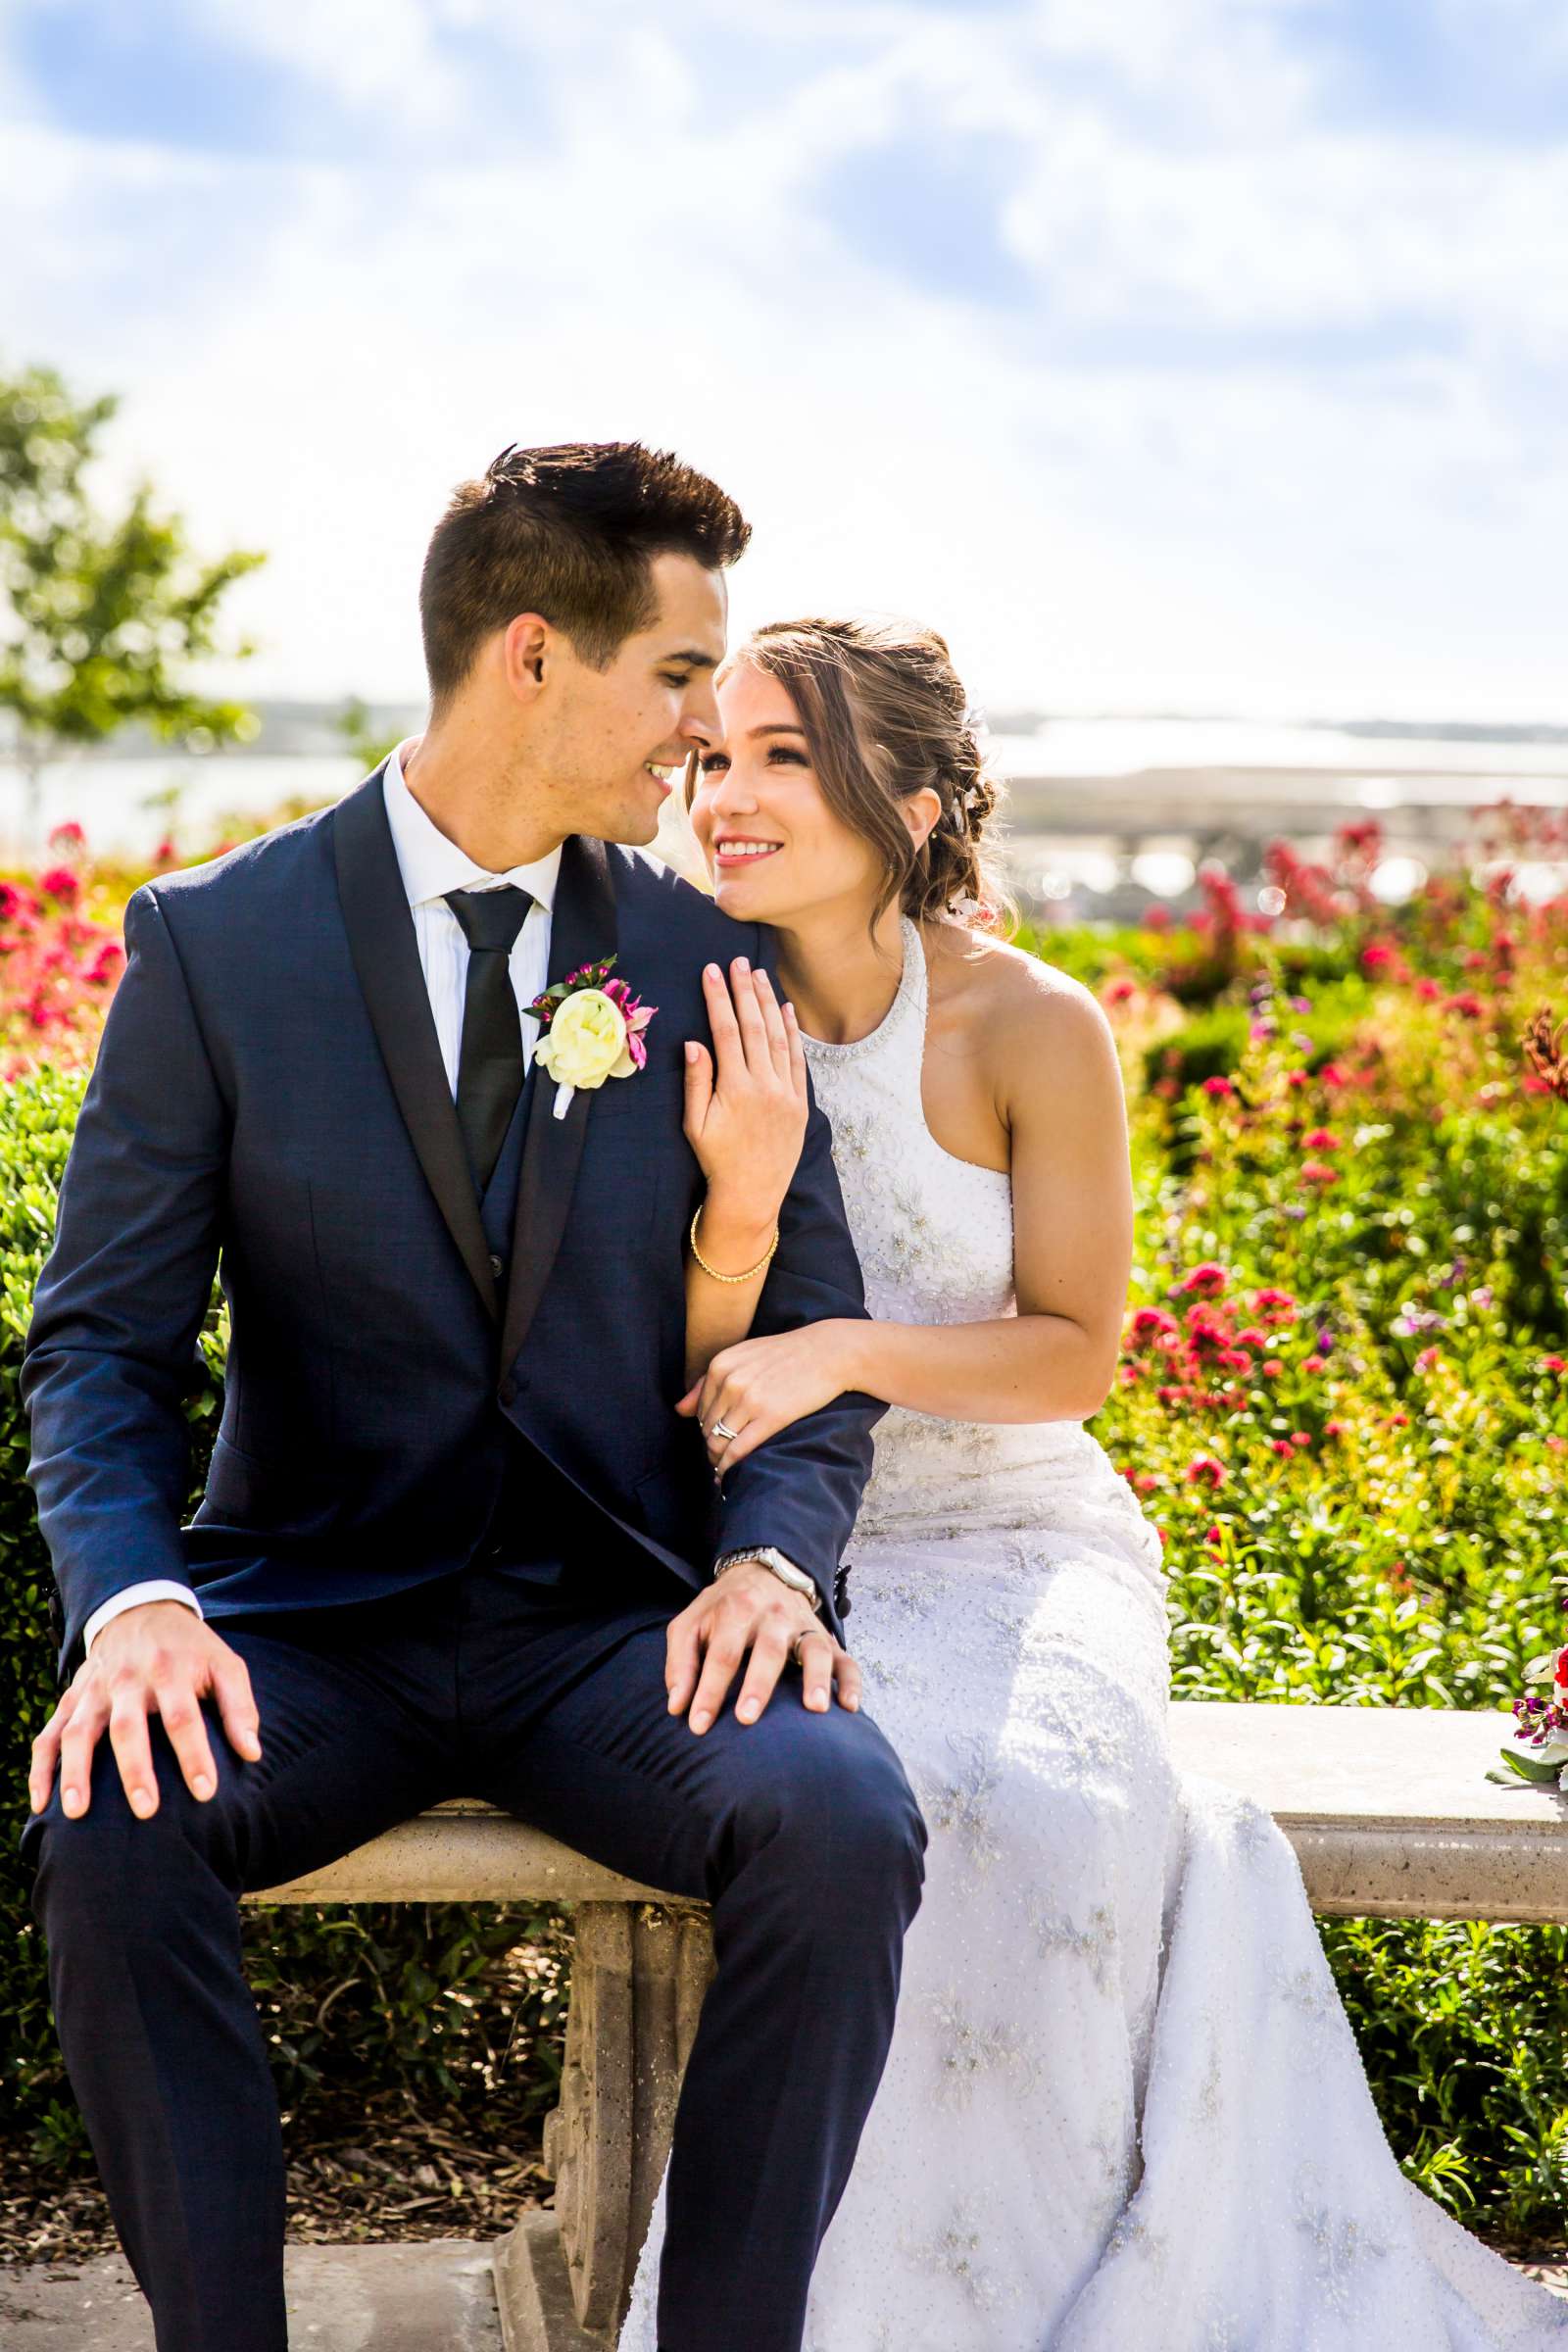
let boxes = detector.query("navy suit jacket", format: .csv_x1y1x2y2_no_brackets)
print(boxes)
23,765,884,1675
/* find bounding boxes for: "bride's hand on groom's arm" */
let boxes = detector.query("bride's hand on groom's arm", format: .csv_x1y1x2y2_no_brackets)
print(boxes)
677,1321,861,1474
664,1563,861,1737
28,1602,262,1824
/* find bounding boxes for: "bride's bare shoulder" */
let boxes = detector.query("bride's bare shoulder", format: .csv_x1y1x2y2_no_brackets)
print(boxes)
922,918,1105,1038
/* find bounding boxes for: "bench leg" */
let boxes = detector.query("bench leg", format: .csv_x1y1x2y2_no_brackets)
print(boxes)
494,1901,714,2350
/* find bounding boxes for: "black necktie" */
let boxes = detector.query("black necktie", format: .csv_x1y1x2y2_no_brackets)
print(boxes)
443,885,534,1192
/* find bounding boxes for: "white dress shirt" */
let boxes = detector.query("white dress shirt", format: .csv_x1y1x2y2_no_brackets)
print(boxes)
84,740,564,1653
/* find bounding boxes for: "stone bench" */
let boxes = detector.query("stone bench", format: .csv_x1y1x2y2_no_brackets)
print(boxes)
244,1700,1568,2349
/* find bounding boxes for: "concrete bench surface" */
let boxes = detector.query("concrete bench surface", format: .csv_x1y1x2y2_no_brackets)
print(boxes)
246,1700,1568,1926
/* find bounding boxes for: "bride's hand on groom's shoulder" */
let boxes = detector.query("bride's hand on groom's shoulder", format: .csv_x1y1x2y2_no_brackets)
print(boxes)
28,1603,262,1826
677,1321,861,1473
664,1563,862,1738
682,956,808,1216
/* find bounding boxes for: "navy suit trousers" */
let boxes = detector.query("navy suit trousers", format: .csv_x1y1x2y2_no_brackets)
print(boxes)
25,1563,926,2352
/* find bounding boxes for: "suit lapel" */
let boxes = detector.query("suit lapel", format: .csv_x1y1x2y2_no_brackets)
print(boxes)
501,831,617,1376
332,768,500,1324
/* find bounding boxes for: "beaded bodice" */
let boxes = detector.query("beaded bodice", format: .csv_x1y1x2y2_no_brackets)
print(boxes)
801,915,1108,1538
800,914,1014,1328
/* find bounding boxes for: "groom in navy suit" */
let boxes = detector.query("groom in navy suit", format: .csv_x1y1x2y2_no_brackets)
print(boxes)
20,442,926,2352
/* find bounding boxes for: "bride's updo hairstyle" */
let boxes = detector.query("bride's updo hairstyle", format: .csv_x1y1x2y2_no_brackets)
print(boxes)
712,616,1014,937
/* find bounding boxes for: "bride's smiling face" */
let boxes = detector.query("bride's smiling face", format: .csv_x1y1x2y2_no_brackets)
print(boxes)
688,662,885,924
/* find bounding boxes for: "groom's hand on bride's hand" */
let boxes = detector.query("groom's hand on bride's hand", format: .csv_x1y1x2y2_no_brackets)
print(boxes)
28,1602,263,1823
665,1564,861,1736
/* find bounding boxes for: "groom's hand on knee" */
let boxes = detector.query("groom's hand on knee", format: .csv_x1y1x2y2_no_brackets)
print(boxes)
28,1603,263,1824
664,1566,862,1736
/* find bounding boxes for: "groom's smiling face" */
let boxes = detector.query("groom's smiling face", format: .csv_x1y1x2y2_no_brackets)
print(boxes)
530,551,728,847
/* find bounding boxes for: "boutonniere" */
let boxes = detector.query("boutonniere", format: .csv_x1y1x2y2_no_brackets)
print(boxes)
527,956,658,1121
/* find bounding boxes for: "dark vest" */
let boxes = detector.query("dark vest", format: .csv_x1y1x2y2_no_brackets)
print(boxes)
475,1073,647,1596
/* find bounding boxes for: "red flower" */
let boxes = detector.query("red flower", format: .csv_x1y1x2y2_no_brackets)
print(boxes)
1415,1346,1442,1373
1300,1161,1339,1186
1184,1454,1226,1488
1103,977,1137,1004
1201,1075,1236,1099
47,819,86,852
1178,1262,1230,1298
1415,976,1442,1002
1289,1430,1312,1448
1324,1418,1348,1438
1130,1306,1180,1345
1286,1069,1309,1088
37,865,80,905
1270,1438,1295,1457
1319,1061,1348,1088
1540,1356,1567,1377
1300,1128,1339,1151
1261,1358,1284,1377
1251,1288,1298,1324
1445,992,1485,1019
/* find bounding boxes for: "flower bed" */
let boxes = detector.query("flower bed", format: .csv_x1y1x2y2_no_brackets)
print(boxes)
3,806,1567,2242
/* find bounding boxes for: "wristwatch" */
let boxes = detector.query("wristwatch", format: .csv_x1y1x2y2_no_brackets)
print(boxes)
713,1546,824,1614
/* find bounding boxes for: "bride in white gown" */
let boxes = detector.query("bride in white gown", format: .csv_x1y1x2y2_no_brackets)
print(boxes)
618,616,1566,2350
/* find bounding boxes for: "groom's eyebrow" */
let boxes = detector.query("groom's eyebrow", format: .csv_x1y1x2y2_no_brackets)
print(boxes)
663,648,719,671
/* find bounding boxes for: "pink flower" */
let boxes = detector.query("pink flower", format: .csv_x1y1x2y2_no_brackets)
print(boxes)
38,865,80,905
1184,1454,1226,1488
1300,1353,1328,1374
1129,1306,1179,1345
1261,1357,1284,1378
1540,1356,1567,1377
1290,1430,1312,1448
1201,1075,1236,1098
1103,977,1137,1004
1415,976,1443,1002
1270,1438,1295,1457
1446,992,1485,1019
1301,1128,1339,1151
1324,1418,1348,1438
1415,1346,1443,1374
47,819,85,851
1299,1161,1339,1186
1178,1262,1230,1297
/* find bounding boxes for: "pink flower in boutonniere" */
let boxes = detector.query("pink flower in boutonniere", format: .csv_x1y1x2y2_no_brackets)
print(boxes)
527,956,658,1120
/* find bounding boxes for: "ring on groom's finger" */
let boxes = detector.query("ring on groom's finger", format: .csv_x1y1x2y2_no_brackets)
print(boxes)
710,1417,738,1443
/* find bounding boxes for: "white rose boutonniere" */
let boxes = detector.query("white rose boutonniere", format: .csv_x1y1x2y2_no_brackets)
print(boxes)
528,956,658,1121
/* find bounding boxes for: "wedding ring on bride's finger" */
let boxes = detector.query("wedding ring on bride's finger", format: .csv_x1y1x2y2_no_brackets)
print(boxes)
710,1417,738,1444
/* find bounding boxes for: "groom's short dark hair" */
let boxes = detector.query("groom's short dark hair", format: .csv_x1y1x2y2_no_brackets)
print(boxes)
420,441,751,707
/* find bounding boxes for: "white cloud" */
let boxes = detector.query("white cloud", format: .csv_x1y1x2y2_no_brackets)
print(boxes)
1,0,1565,720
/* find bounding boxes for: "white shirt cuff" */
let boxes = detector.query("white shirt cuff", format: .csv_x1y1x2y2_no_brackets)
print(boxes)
84,1582,204,1654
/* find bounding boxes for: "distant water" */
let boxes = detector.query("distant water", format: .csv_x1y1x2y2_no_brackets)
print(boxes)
4,720,1566,911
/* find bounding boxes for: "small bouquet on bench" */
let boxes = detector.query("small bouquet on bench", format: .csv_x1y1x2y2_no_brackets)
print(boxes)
1495,1626,1568,1788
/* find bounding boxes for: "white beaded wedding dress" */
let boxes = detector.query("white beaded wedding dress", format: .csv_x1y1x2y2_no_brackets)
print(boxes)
618,913,1565,2350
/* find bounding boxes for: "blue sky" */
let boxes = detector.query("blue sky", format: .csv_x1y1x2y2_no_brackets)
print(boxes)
3,0,1566,717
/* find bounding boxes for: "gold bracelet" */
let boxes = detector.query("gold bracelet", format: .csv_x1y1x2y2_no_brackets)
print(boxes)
689,1202,780,1284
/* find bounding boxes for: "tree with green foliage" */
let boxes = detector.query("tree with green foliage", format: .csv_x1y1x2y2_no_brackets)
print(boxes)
334,695,404,776
0,361,267,847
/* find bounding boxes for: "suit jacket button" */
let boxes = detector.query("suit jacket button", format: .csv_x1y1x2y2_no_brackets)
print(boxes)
489,1252,505,1279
